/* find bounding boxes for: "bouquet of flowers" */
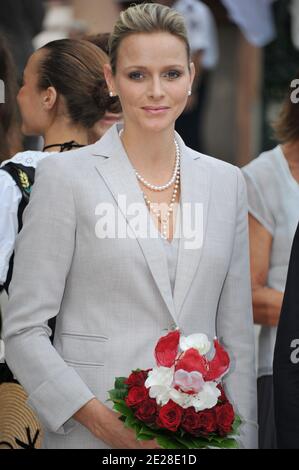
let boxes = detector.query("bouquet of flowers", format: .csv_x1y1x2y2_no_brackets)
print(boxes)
109,330,241,449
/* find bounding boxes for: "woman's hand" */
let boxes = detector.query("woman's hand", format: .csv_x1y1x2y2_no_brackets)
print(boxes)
74,398,160,449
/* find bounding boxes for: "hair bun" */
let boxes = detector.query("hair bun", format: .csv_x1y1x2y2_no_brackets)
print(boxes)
92,78,110,112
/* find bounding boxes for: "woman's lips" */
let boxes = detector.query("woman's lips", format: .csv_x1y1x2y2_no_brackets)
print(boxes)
142,106,170,115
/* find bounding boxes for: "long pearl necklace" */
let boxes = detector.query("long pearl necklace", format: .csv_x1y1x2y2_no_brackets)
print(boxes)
143,169,180,239
119,129,181,239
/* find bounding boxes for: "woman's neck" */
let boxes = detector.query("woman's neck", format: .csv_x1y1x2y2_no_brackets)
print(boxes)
43,122,88,152
120,126,177,175
281,140,299,165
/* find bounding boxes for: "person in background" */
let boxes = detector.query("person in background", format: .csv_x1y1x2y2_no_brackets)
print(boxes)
0,33,23,164
3,3,256,449
273,223,299,448
85,33,123,143
242,74,299,448
0,38,119,294
0,37,120,448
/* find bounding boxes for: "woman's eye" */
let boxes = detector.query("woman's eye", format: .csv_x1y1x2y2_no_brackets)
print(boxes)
164,70,181,79
128,71,144,80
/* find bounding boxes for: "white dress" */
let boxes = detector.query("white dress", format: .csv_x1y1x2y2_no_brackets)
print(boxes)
0,150,54,285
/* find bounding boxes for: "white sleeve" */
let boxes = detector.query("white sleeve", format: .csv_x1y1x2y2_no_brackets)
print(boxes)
0,171,22,285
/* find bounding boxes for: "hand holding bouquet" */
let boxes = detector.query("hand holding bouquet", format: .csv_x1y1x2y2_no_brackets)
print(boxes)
109,330,241,449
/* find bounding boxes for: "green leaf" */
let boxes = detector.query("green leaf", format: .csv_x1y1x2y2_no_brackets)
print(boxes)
137,426,160,439
137,434,156,441
125,415,139,428
207,438,239,449
232,415,242,434
108,389,128,401
113,402,134,418
156,435,183,449
115,377,128,390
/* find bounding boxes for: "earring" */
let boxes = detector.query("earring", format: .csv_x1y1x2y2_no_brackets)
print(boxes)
188,90,192,96
109,91,114,98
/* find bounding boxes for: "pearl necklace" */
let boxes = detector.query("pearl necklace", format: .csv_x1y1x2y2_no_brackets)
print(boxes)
118,129,180,239
143,167,180,240
119,128,180,192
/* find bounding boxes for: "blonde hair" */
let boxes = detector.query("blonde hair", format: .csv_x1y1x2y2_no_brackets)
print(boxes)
109,3,191,74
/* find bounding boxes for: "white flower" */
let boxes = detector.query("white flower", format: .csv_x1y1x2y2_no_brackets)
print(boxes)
169,388,190,409
186,381,221,412
180,333,211,355
145,366,174,406
148,386,171,406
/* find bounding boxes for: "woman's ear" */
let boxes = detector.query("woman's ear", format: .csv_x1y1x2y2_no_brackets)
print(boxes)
42,86,57,111
189,62,196,89
103,63,116,97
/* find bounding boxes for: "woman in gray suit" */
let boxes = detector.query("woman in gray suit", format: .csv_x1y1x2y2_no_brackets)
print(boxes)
3,3,257,449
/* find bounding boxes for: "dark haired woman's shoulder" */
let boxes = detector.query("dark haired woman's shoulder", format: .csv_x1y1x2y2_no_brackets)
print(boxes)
36,143,100,176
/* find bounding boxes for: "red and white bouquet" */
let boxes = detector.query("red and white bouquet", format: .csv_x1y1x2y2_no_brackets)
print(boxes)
109,330,241,449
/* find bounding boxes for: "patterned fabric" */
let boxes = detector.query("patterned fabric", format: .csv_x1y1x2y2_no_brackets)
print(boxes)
0,163,35,293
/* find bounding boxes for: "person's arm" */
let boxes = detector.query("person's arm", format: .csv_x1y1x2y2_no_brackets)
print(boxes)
2,157,157,448
74,398,158,449
273,223,299,448
216,169,258,449
248,214,284,326
0,171,21,287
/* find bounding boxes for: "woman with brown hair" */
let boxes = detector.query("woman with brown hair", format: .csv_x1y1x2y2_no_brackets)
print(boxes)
242,75,299,448
0,38,120,293
85,33,123,143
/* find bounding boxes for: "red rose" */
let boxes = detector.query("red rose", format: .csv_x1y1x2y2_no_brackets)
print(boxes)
125,370,149,388
175,348,208,375
135,399,158,424
155,330,180,367
217,384,228,404
181,408,202,435
215,403,235,436
157,400,183,432
197,409,217,434
125,386,149,408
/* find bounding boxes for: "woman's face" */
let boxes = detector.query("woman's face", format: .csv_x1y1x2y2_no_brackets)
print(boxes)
17,49,48,136
106,32,194,134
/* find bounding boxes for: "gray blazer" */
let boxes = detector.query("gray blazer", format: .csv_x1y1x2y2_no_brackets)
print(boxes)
3,124,257,449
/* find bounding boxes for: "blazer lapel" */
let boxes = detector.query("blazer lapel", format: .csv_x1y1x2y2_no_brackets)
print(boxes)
92,125,178,324
173,137,211,316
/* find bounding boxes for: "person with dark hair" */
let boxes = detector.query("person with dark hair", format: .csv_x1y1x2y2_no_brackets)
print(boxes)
273,223,299,448
0,37,120,448
85,33,123,143
3,3,256,449
242,75,299,448
0,33,22,163
0,38,119,293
